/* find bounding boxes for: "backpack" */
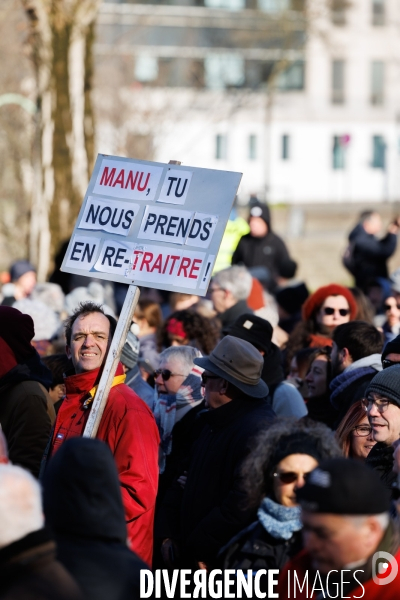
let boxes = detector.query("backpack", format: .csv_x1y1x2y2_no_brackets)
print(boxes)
342,241,357,276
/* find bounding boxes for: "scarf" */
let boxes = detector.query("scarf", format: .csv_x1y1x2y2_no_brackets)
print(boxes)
257,497,302,541
154,366,203,473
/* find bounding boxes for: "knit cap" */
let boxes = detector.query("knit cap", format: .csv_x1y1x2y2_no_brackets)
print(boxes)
382,334,400,362
120,331,140,370
365,364,400,407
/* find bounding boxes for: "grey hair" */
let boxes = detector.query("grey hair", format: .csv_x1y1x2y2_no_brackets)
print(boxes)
212,266,253,301
241,417,343,508
348,512,390,531
159,345,202,376
0,464,44,549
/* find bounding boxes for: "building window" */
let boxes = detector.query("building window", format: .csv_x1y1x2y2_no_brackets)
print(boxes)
248,135,257,160
332,136,346,169
277,61,305,91
205,0,245,9
258,0,289,12
205,54,244,90
216,134,228,159
331,0,347,25
282,134,290,160
134,55,158,83
372,136,386,168
371,61,384,105
332,60,345,104
372,0,385,26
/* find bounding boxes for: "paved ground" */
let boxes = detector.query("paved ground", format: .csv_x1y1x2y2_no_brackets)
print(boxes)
268,202,400,291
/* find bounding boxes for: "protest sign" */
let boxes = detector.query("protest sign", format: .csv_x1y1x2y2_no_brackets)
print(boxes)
61,154,242,295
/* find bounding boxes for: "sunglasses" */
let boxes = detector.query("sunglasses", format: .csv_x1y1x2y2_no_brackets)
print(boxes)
384,303,400,311
154,369,185,381
352,424,373,437
382,358,400,369
323,307,350,317
201,373,220,385
273,471,312,485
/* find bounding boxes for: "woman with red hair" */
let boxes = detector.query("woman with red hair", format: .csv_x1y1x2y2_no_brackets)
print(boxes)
285,284,357,369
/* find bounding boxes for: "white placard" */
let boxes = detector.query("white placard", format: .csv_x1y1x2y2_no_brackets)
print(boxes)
93,158,163,201
157,169,193,205
64,235,102,270
137,205,194,245
78,196,140,236
199,255,215,289
185,212,219,249
94,239,135,276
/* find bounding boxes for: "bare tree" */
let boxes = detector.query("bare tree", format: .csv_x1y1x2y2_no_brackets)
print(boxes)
21,0,101,280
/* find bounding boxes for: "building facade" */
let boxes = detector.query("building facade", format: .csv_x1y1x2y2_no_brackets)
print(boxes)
95,0,400,204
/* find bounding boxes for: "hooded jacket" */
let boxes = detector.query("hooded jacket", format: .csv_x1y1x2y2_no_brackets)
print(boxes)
43,438,147,600
349,222,397,287
49,363,160,565
0,306,54,477
231,231,291,284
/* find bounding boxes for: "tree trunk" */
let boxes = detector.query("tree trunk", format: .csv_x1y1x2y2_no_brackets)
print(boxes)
22,0,100,281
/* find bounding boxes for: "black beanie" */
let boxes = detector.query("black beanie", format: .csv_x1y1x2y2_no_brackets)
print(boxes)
365,364,400,407
250,203,270,227
297,458,391,515
382,334,400,361
223,313,273,354
276,283,309,315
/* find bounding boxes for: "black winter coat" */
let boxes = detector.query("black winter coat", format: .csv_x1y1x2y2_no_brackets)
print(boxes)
159,397,275,565
365,442,397,494
232,232,291,283
218,300,253,330
349,223,397,288
43,438,146,600
219,520,302,572
0,529,83,600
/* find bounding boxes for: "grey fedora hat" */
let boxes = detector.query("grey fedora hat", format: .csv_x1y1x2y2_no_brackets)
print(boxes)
194,335,269,398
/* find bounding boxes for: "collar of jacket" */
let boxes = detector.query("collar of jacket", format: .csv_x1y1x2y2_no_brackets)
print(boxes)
64,362,125,399
202,396,267,429
0,528,54,568
219,300,252,327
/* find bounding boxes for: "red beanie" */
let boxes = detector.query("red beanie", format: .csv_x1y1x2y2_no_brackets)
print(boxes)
302,284,357,322
0,306,35,363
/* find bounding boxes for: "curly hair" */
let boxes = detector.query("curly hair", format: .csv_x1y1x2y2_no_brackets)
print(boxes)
159,309,220,355
241,417,342,509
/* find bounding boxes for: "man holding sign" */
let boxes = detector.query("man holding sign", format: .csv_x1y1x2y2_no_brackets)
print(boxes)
48,302,160,566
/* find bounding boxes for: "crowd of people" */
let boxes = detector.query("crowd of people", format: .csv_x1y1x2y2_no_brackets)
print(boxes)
2,206,400,599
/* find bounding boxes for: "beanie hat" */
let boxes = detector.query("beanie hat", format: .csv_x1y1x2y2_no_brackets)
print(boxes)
276,283,309,316
278,258,298,280
120,331,140,370
271,432,324,469
382,334,400,362
223,313,273,354
302,284,357,322
365,364,400,407
297,458,391,514
0,306,35,362
250,203,270,227
10,260,36,282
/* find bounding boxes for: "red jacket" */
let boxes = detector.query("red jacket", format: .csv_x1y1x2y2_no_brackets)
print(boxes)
278,547,400,599
50,363,160,566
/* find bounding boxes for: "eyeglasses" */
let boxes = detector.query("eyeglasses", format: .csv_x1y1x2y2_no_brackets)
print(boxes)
384,303,400,311
154,369,185,381
273,471,312,485
362,396,392,413
382,358,400,369
352,424,373,437
323,307,350,317
201,373,220,386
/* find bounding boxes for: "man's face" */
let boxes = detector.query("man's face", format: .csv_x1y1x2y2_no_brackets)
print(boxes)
302,511,377,573
249,216,268,238
209,281,229,314
155,357,188,395
363,213,382,235
201,370,230,410
330,342,343,376
66,312,111,374
384,352,400,368
367,392,400,445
